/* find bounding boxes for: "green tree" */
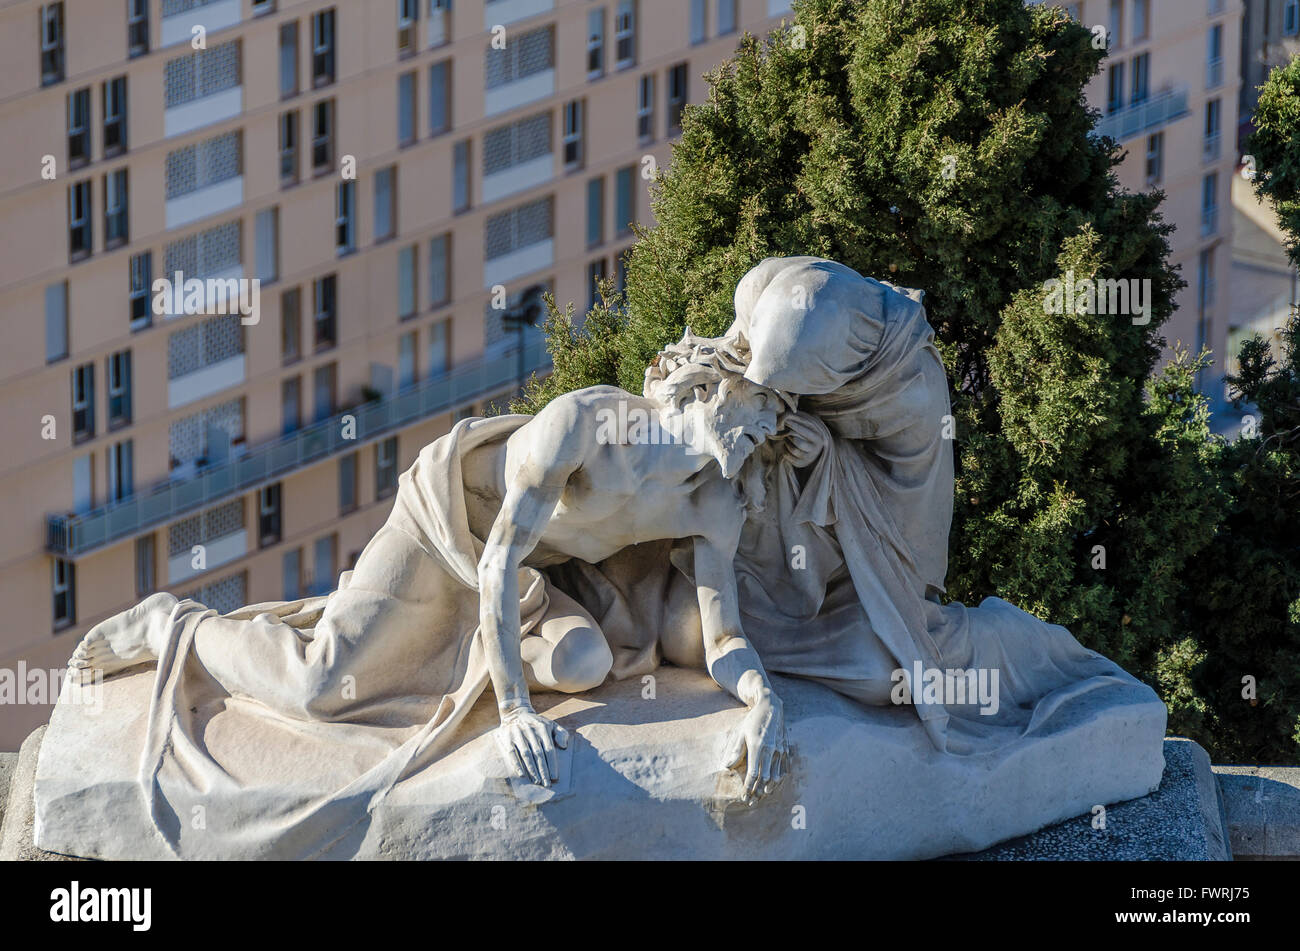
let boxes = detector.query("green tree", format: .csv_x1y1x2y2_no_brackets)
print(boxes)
1173,57,1300,763
518,0,1225,713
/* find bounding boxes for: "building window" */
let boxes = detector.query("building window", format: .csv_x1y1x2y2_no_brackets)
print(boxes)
1107,0,1122,49
1287,0,1300,37
41,3,65,86
312,99,335,175
375,437,398,499
429,0,451,47
615,1,637,69
104,169,129,249
667,64,688,134
588,9,605,79
69,180,92,261
281,287,301,364
165,131,241,201
52,558,76,630
690,0,707,45
46,281,69,363
252,0,276,15
281,375,301,434
107,350,132,429
398,330,417,389
313,362,337,422
258,484,283,547
339,452,358,515
312,8,337,87
1204,98,1221,162
283,548,302,600
718,0,737,36
67,88,89,168
279,111,299,185
1201,172,1218,236
335,181,356,254
1132,0,1149,42
255,206,279,283
279,21,299,98
128,0,150,58
563,100,584,171
1130,52,1149,105
398,244,418,319
428,317,451,376
398,70,417,146
72,363,95,443
129,252,152,330
587,176,604,248
103,77,128,156
398,0,419,56
313,274,337,350
1145,131,1163,186
453,139,471,213
374,166,396,242
312,535,337,595
135,536,156,598
107,440,134,502
485,196,554,261
615,165,635,237
485,25,554,89
637,75,655,142
1207,24,1223,89
1197,247,1217,314
587,258,607,312
429,233,451,308
483,111,552,178
1106,61,1124,114
164,41,240,110
429,60,451,135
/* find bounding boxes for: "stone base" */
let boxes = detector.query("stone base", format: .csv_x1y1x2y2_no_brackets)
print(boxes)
1214,764,1300,860
0,727,83,862
31,664,1169,860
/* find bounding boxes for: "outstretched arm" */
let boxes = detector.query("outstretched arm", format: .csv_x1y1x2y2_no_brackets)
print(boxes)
693,532,789,802
477,432,580,787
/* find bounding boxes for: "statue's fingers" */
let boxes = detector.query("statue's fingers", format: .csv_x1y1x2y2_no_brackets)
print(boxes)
523,728,550,786
515,734,542,785
536,722,559,780
759,747,776,785
553,722,570,749
743,744,761,796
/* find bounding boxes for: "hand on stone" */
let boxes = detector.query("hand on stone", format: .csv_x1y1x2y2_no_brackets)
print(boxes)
495,705,569,787
721,694,788,803
779,411,830,468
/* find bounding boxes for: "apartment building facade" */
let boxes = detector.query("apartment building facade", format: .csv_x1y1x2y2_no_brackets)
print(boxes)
1240,0,1300,120
1042,1,1242,410
0,0,796,749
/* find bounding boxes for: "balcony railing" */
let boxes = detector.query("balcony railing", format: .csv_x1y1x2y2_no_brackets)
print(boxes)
1093,88,1190,143
47,342,551,557
1207,57,1224,90
1203,131,1222,164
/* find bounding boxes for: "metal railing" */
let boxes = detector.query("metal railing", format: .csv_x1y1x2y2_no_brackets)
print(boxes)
47,342,551,557
1093,87,1189,143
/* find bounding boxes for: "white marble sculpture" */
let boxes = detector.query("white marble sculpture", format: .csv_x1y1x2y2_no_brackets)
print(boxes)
35,257,1167,860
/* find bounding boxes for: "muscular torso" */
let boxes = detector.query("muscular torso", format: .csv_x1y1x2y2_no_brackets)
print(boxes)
461,387,745,567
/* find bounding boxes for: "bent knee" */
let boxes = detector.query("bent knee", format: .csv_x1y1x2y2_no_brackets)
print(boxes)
547,624,613,693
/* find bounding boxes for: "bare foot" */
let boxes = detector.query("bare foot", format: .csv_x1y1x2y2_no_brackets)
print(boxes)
68,592,175,683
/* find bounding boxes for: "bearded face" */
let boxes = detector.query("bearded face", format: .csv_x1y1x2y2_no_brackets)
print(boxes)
678,375,782,479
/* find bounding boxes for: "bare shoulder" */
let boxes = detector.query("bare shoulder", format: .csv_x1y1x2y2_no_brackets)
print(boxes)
511,386,631,479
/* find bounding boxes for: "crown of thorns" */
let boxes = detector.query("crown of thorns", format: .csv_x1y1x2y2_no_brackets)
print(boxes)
643,329,798,413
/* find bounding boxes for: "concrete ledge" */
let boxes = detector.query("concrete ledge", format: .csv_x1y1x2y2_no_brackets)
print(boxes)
951,738,1231,860
1213,764,1300,860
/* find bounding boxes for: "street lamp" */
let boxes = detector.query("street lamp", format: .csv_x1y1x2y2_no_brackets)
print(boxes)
501,283,547,394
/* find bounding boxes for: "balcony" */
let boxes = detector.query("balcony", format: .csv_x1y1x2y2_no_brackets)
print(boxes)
483,0,554,28
47,343,552,558
1093,88,1190,143
161,0,240,48
1203,131,1222,164
484,238,554,288
1207,57,1224,90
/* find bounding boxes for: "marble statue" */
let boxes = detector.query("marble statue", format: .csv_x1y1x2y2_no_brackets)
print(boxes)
33,257,1168,860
